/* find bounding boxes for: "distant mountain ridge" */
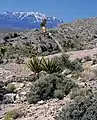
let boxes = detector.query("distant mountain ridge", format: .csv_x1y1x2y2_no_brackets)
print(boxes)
0,12,64,29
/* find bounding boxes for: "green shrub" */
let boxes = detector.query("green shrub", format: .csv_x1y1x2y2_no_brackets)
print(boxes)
60,53,71,69
4,109,25,120
27,74,55,103
54,89,64,99
70,87,93,99
70,59,83,72
3,45,37,60
27,74,76,104
55,94,97,120
6,84,16,93
4,110,18,120
59,54,83,72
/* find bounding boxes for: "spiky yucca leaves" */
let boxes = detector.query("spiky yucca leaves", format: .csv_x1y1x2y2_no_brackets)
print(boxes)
27,57,42,75
27,56,61,77
41,57,61,74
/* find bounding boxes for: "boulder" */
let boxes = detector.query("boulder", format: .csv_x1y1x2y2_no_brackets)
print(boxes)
61,69,71,75
3,93,16,103
37,100,45,105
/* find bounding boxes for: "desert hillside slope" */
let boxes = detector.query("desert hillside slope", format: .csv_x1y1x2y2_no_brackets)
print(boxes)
1,17,97,120
0,17,97,57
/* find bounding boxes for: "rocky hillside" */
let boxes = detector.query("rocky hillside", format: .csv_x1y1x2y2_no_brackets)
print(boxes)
58,17,97,49
0,17,97,60
1,17,97,120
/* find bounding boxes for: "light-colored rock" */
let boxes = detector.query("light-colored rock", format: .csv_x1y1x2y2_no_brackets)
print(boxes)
3,93,16,103
58,106,63,112
77,76,82,81
61,69,71,75
20,92,26,96
37,100,45,105
20,96,27,102
66,74,72,78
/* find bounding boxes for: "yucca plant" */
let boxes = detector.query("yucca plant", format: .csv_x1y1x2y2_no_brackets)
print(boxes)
41,57,61,74
27,57,42,76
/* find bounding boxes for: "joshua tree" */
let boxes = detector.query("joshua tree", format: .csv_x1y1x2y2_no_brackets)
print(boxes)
40,19,47,33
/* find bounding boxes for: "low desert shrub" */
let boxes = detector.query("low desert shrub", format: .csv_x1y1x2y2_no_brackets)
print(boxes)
60,53,71,69
70,59,83,72
4,110,18,120
70,87,93,99
4,109,25,120
27,74,76,104
6,83,16,93
54,89,64,99
59,54,83,72
55,94,97,120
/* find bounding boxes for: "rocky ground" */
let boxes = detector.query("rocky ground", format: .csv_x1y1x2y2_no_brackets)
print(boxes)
1,98,71,120
0,47,97,120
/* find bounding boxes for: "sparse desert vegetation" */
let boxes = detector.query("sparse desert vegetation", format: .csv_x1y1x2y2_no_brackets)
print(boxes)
1,17,97,120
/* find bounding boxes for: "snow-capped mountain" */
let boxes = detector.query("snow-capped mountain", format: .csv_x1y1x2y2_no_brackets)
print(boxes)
0,12,63,29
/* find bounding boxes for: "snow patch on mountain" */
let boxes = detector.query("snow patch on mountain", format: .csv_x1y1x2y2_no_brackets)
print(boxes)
0,12,63,29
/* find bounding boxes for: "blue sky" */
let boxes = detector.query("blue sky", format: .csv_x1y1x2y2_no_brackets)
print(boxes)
0,0,97,22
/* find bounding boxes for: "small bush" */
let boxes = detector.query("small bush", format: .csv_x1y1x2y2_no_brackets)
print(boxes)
4,110,18,120
59,54,83,72
60,53,71,69
55,94,97,120
27,74,76,104
3,45,37,61
54,89,64,99
4,109,25,120
70,87,93,99
6,84,16,93
70,59,83,72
